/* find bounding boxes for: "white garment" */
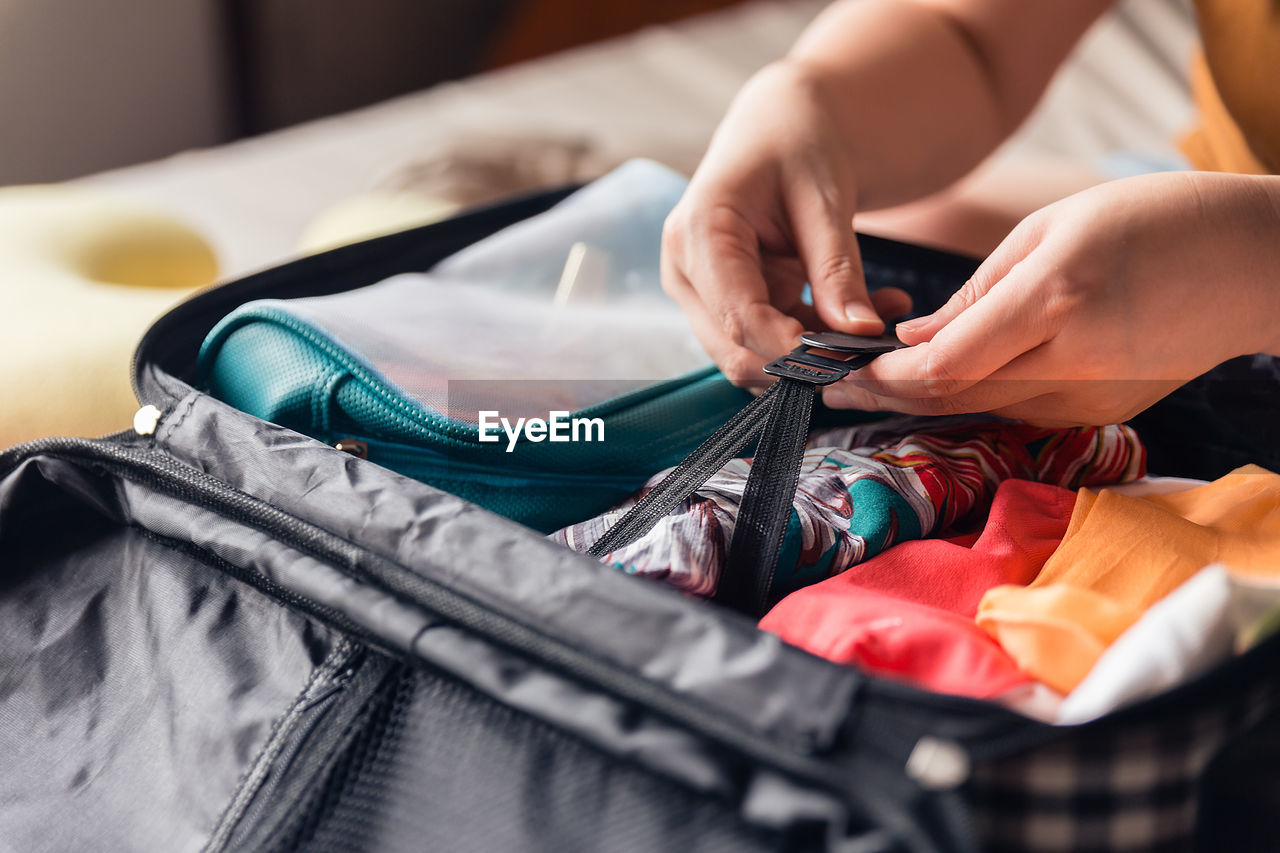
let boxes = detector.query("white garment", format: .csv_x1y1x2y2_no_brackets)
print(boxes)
993,682,1065,724
1055,565,1280,725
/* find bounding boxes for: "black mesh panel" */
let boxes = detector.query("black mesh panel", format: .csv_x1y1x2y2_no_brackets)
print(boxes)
269,666,805,853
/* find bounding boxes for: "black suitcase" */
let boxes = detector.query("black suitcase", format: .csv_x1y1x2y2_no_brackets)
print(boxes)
3,186,1278,852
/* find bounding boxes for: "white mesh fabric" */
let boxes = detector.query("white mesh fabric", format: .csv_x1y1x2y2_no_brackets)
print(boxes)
277,160,712,421
284,277,710,419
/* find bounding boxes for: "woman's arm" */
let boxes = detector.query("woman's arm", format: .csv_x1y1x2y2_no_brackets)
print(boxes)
661,0,1115,384
789,0,1115,209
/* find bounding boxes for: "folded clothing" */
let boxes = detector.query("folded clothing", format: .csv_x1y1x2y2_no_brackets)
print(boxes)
806,479,1078,618
758,479,1077,698
557,415,1145,600
761,584,1033,698
978,464,1280,694
1054,565,1280,724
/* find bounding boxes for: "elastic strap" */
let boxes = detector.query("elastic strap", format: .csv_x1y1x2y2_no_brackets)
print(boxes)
714,379,814,615
588,331,900,615
588,375,813,618
586,382,781,558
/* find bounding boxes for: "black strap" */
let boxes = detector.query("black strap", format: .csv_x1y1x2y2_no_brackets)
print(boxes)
586,383,781,558
588,331,906,617
714,378,814,614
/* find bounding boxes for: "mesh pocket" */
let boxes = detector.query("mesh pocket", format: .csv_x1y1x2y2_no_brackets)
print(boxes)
268,666,807,853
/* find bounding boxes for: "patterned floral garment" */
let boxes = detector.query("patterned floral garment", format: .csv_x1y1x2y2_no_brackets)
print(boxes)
552,415,1146,603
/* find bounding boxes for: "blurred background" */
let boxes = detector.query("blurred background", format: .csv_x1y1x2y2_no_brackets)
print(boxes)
0,0,746,184
0,0,1197,269
0,0,1198,445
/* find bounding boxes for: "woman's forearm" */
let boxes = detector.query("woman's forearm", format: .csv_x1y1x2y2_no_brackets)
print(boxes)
1251,175,1280,358
785,0,1114,210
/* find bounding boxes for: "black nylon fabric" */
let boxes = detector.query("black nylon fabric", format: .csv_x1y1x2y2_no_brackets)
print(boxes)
13,387,1280,853
0,455,338,851
146,389,869,756
0,429,991,852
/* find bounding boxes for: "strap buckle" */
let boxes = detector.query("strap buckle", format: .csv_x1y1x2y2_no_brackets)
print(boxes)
763,330,907,386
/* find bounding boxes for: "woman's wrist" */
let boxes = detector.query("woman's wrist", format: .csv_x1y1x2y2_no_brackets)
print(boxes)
1157,171,1280,363
1231,174,1280,359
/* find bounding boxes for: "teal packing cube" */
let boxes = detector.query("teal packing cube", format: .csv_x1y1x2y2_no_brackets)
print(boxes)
197,161,753,532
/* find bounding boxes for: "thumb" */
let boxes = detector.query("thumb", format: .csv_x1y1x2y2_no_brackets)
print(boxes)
896,211,1046,345
788,180,882,335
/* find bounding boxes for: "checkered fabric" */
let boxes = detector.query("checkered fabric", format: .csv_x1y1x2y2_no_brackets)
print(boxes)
968,683,1277,852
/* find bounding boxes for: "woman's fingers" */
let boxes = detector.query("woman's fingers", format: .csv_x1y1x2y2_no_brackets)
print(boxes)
784,177,883,335
895,211,1048,345
662,246,789,386
823,371,1047,416
856,259,1052,400
681,204,808,360
823,345,1076,418
823,331,1181,425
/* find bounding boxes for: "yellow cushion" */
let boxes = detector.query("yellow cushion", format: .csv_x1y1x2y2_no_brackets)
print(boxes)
0,186,217,447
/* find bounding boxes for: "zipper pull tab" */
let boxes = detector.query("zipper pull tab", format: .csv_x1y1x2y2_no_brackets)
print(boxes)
334,438,369,459
133,405,163,436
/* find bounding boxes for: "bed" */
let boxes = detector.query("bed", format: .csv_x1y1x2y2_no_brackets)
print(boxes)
0,0,1198,447
80,0,1197,278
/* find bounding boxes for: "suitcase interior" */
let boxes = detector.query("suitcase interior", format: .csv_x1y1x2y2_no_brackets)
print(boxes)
2,188,1279,851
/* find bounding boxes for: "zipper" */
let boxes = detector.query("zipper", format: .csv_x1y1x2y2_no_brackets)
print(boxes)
132,407,645,494
336,434,646,490
215,655,405,853
203,640,364,853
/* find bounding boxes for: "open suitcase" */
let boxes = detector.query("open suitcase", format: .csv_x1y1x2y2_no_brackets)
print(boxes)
3,170,1280,853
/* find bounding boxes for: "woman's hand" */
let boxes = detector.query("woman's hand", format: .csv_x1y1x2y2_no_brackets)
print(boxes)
660,0,1115,387
825,171,1280,426
661,60,911,386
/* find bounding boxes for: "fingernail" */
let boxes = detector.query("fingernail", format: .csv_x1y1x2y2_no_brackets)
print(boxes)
844,303,880,325
896,318,923,334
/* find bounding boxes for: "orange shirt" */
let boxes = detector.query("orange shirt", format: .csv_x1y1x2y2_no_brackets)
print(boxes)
977,466,1280,693
1180,0,1280,174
